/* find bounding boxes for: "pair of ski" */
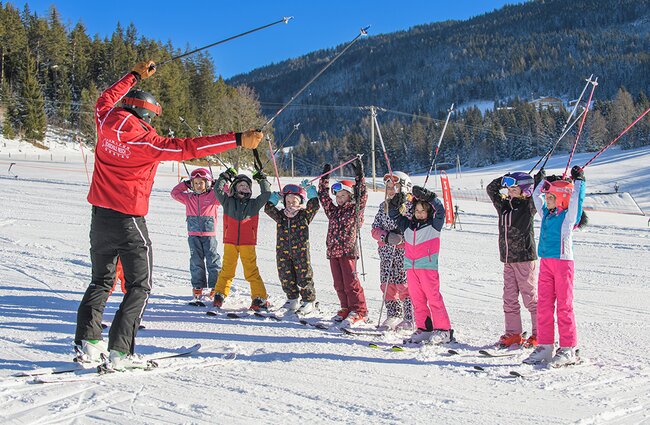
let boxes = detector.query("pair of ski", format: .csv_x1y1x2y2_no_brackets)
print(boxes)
15,344,235,384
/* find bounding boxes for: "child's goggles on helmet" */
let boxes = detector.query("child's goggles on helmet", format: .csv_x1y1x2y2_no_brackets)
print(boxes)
282,184,302,195
383,174,400,184
501,175,533,188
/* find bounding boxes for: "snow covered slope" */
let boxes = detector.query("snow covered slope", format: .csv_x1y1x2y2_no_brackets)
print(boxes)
0,137,649,424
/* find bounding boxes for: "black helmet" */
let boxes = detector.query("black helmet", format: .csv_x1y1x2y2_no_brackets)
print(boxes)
230,174,252,199
122,89,161,124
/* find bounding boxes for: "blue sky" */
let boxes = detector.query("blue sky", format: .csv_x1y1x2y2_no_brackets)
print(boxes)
16,1,519,78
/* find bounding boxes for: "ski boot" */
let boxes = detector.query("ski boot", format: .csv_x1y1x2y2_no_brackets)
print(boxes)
549,347,580,368
100,350,152,373
333,308,350,323
430,329,453,344
75,339,109,363
296,301,318,316
498,333,524,348
250,297,271,312
342,311,368,327
522,344,554,365
523,334,538,348
379,316,402,331
281,298,301,313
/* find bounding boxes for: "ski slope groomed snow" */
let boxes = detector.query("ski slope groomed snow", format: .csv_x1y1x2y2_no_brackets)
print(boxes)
0,138,649,424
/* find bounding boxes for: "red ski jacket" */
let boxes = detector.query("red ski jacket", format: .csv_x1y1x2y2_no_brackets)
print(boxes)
87,72,238,216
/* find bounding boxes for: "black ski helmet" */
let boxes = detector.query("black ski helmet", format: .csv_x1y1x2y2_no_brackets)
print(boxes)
122,89,161,124
230,174,252,199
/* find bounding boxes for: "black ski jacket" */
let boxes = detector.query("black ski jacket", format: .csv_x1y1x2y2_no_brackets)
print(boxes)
486,177,538,263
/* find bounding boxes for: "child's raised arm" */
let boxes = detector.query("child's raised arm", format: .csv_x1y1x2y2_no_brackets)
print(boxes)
171,180,191,204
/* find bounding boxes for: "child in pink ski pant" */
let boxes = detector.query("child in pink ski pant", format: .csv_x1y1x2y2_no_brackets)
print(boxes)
532,169,586,349
388,187,450,334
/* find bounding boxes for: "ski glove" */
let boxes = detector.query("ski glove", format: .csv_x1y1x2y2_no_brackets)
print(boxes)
389,192,406,210
412,185,435,202
350,156,364,178
132,60,156,80
252,169,267,182
268,192,281,206
220,167,237,183
236,130,264,149
386,231,404,246
183,179,192,189
301,180,318,200
321,163,332,181
571,165,585,181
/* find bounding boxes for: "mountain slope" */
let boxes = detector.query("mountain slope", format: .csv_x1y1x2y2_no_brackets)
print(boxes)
229,0,650,140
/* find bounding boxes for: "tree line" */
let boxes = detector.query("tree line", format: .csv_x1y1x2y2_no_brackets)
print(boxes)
0,3,267,168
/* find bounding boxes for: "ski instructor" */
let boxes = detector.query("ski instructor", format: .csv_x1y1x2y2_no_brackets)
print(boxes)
75,60,263,369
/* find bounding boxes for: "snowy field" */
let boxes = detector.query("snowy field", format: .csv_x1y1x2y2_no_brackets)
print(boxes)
0,135,649,424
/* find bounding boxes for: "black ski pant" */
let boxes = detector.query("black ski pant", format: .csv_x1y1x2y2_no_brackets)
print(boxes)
75,206,153,354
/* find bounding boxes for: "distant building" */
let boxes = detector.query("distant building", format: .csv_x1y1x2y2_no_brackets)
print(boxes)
529,97,564,111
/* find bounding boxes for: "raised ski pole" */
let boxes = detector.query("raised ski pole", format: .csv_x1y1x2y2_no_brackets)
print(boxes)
265,135,283,191
351,154,367,282
372,112,399,327
152,17,293,69
308,155,364,183
423,103,454,188
262,123,301,169
530,74,593,174
563,77,598,178
529,107,587,174
581,106,650,169
259,26,370,188
258,26,370,133
373,112,394,178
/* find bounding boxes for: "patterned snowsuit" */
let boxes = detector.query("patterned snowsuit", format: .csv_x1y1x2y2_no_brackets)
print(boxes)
264,197,320,302
318,175,368,315
371,201,413,321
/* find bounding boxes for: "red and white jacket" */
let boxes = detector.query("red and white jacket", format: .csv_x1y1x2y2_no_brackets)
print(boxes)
87,73,238,216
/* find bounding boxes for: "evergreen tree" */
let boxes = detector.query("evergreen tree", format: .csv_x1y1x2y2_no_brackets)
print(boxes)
19,52,47,141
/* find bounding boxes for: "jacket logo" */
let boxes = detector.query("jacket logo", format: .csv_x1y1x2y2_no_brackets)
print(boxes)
102,138,131,159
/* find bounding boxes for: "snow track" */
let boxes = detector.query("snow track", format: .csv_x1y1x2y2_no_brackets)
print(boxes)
0,144,649,423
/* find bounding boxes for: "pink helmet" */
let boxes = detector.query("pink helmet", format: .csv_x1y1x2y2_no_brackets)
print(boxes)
541,179,574,210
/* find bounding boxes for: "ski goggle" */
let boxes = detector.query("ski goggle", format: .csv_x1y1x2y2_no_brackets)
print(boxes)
282,184,303,196
383,174,400,184
541,180,573,194
191,169,212,180
331,182,353,195
501,176,533,188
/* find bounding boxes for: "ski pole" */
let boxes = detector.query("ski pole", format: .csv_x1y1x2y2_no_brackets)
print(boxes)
563,77,598,178
424,103,454,188
262,123,301,169
373,111,393,178
530,74,593,173
529,107,587,174
179,116,229,169
266,135,283,191
308,154,364,183
376,246,398,329
581,106,650,169
152,17,293,69
259,26,370,132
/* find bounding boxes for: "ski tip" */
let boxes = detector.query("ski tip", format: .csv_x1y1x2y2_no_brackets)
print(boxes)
368,343,379,349
447,349,459,355
473,365,485,371
390,345,405,352
509,371,525,378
